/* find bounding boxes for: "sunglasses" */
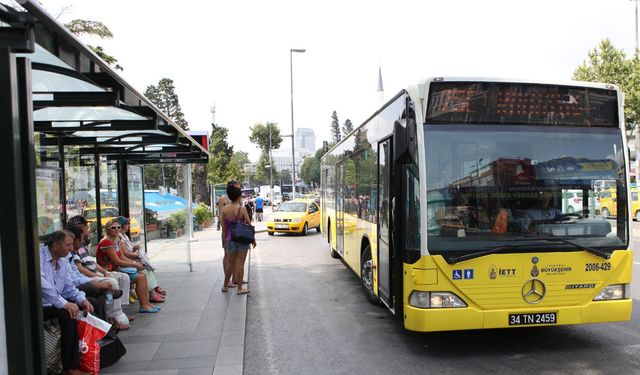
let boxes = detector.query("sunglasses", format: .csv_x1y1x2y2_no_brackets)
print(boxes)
109,225,121,230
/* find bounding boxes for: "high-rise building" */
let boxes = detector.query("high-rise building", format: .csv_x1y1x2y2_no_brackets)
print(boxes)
295,128,316,156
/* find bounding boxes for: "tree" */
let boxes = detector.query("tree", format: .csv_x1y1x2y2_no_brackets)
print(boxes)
342,119,353,137
207,124,235,185
144,78,189,130
331,111,341,143
64,19,122,71
249,122,282,153
573,39,640,132
299,147,327,186
228,151,250,183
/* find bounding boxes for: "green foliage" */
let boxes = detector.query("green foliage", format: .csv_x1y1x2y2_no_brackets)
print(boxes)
331,111,341,143
143,164,179,190
64,19,122,71
299,147,327,186
228,151,250,182
193,203,213,225
65,19,113,38
144,78,189,130
249,122,282,153
207,123,234,184
573,39,640,130
342,119,353,137
167,210,187,231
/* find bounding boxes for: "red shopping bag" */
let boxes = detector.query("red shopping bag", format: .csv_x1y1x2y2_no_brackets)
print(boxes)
77,313,112,374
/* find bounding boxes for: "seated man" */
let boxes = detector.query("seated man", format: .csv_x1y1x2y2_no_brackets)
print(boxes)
522,192,563,232
41,230,94,375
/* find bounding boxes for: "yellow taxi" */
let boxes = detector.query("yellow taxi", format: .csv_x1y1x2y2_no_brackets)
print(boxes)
598,187,640,220
82,204,141,240
267,199,321,236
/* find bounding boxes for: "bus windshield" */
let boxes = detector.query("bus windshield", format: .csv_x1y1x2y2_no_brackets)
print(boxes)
424,124,628,257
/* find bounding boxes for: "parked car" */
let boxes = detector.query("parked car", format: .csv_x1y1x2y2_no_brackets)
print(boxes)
266,199,320,236
562,190,583,214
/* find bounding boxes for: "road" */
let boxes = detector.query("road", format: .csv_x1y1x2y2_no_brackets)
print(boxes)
245,222,640,375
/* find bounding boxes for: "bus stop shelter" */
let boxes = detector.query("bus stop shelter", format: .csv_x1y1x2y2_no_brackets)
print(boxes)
0,1,210,373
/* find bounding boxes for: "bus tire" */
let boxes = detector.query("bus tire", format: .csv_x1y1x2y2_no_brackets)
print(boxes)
361,245,380,305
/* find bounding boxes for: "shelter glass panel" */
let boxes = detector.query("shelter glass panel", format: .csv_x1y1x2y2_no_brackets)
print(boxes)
128,166,146,250
34,133,63,237
64,149,98,248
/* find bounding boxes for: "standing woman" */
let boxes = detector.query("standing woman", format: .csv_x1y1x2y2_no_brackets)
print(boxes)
96,219,159,313
221,184,256,294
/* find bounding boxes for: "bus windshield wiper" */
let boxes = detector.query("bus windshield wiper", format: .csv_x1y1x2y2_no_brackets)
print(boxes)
532,237,611,260
447,244,524,264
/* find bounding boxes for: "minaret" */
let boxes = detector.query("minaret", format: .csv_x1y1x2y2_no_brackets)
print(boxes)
377,65,384,104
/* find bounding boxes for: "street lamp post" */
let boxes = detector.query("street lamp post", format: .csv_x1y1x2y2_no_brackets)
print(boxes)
290,48,305,199
268,124,273,201
633,0,639,57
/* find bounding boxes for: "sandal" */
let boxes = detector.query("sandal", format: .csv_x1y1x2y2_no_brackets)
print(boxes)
150,295,165,303
237,289,250,295
221,287,228,293
138,307,159,314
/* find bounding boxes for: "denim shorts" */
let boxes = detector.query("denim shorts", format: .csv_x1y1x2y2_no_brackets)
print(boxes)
119,267,139,282
226,240,250,253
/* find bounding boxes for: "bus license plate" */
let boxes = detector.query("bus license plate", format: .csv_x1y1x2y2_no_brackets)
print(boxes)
276,224,289,229
508,312,557,326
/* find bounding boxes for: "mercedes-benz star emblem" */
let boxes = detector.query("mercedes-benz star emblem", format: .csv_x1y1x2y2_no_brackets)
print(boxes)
522,278,546,304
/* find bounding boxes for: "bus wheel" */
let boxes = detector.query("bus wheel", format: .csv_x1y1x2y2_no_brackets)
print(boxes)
361,245,380,305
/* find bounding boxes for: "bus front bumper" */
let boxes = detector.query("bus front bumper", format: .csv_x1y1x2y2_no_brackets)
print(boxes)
403,299,632,332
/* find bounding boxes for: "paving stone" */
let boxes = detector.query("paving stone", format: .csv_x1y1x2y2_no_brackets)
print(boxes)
153,339,219,360
214,345,244,367
178,367,214,375
212,365,242,375
147,356,216,371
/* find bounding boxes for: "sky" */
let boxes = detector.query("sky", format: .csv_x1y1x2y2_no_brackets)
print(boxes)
35,0,639,161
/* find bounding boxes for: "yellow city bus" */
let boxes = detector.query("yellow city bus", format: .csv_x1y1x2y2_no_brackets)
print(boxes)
320,78,632,332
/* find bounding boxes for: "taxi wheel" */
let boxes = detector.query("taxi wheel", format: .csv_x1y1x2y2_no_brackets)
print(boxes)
635,210,640,222
268,231,274,236
602,208,610,218
302,223,308,236
361,245,380,305
316,226,321,233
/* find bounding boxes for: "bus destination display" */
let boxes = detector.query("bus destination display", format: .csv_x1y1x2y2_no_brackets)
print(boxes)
426,82,618,127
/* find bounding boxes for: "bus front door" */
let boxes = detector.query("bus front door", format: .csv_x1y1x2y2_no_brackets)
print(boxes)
378,138,392,308
336,162,345,256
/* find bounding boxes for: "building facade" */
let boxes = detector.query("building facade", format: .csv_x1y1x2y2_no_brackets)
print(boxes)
295,128,316,156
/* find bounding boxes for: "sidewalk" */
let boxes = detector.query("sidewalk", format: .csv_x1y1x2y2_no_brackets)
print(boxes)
101,224,256,374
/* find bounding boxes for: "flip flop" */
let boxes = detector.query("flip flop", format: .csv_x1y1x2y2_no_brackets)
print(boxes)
221,287,228,293
237,289,250,295
139,307,159,314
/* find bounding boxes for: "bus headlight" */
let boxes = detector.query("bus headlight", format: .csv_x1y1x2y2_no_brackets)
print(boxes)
593,284,630,301
409,291,467,308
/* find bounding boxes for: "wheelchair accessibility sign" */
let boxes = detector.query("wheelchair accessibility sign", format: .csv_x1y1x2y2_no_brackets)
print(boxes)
453,269,474,280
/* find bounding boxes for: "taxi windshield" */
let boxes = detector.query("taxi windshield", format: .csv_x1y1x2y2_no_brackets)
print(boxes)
278,202,307,213
424,124,628,256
